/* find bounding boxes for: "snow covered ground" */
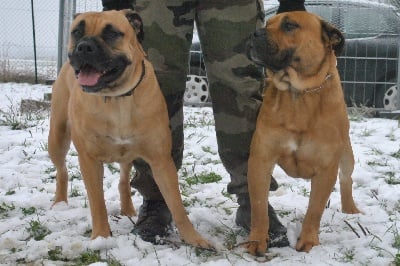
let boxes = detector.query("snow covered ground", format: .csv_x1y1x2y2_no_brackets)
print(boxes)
0,82,399,265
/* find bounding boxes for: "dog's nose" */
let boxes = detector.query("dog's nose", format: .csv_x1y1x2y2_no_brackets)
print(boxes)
76,40,97,54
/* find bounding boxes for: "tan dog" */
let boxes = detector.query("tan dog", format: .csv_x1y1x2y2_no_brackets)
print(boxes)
245,11,360,255
48,10,210,248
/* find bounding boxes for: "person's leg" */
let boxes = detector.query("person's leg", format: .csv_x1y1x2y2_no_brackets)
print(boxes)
277,0,306,13
130,0,196,242
196,0,288,247
102,0,135,11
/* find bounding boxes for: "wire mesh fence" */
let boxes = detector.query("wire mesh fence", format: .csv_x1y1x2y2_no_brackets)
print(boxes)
0,0,102,83
0,0,59,82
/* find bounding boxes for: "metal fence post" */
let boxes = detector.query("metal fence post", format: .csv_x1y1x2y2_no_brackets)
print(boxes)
31,0,38,84
397,44,400,110
57,0,76,74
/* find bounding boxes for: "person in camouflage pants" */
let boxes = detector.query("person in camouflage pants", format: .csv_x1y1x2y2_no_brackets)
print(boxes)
102,0,305,247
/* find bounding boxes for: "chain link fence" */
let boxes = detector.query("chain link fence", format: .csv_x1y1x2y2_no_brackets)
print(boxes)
0,0,102,83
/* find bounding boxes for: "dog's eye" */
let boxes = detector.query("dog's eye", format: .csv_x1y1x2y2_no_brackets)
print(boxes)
282,21,299,33
102,25,124,43
72,28,84,39
71,20,85,40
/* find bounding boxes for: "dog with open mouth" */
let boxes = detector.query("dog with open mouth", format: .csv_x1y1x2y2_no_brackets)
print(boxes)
244,11,361,255
48,10,211,249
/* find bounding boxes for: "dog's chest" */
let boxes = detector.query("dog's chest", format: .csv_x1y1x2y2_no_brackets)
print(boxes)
71,106,142,161
87,130,139,162
108,136,135,145
277,132,338,178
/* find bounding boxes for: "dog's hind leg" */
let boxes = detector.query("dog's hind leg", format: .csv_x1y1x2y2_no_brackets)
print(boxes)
338,141,360,214
48,78,71,206
119,162,136,217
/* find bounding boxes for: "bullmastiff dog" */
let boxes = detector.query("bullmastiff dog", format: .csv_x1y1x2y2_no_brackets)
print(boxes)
48,10,210,248
245,11,360,255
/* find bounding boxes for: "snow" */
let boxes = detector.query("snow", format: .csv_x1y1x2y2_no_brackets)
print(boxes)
0,82,399,265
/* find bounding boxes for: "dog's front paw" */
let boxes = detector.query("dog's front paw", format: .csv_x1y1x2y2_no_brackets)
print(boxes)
295,234,319,252
121,205,136,217
51,197,68,209
245,231,268,256
182,231,213,249
90,228,112,239
342,203,361,214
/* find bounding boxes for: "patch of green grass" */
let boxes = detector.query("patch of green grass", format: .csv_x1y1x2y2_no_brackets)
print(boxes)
359,127,376,137
185,172,222,186
83,228,92,238
201,158,221,165
391,148,400,159
21,207,36,216
394,253,400,266
184,111,214,128
0,202,15,217
390,225,400,266
277,210,292,218
213,224,243,251
392,225,400,250
223,228,239,251
385,128,397,141
340,248,355,263
194,246,218,260
69,150,79,157
367,160,388,167
10,247,24,255
70,186,82,197
26,219,51,241
75,250,102,265
369,147,383,156
201,146,217,155
70,250,122,266
70,173,82,181
5,189,15,195
221,189,234,200
107,163,120,174
48,247,66,261
183,197,202,208
299,186,310,197
394,201,400,214
385,172,400,185
44,166,56,175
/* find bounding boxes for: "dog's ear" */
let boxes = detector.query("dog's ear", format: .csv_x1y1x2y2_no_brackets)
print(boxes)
321,20,345,56
123,10,144,43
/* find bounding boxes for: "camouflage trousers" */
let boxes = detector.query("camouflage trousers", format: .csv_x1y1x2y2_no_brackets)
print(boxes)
131,0,266,199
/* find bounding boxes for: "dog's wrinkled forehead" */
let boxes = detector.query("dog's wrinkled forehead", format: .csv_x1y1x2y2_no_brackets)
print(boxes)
71,10,144,45
267,11,345,56
267,11,321,33
72,12,129,39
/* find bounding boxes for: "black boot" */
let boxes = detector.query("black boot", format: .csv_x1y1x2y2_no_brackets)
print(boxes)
236,194,289,248
131,199,172,243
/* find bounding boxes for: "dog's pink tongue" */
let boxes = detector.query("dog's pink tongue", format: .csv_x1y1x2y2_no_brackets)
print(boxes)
78,71,101,86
